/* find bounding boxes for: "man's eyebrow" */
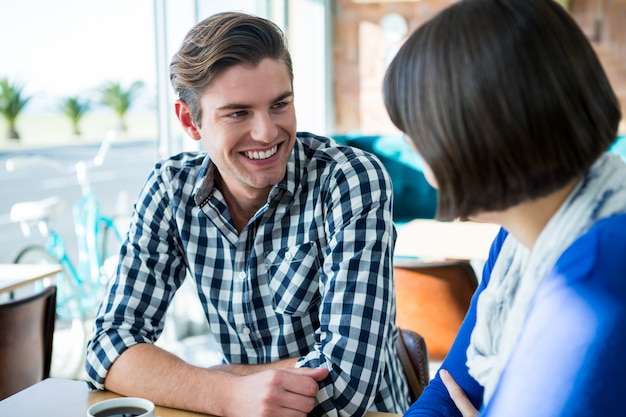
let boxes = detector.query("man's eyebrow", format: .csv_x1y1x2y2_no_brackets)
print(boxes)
216,91,294,111
273,91,294,102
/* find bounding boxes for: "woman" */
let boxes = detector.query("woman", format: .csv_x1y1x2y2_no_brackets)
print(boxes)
383,0,626,416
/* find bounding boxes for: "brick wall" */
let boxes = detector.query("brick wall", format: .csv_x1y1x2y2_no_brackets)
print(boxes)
570,0,626,133
332,0,626,135
332,0,455,134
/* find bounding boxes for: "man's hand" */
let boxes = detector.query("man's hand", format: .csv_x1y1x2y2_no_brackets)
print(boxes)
440,369,478,417
224,367,329,417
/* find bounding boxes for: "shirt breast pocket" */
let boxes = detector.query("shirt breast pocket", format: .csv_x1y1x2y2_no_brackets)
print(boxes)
265,242,321,316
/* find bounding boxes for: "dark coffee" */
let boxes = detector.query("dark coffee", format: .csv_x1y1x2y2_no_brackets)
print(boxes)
92,406,147,417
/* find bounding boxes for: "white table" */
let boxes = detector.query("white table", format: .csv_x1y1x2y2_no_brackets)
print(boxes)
395,219,500,262
0,263,62,294
0,378,402,417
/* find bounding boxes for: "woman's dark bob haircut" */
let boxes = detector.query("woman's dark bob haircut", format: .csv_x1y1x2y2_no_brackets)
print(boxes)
383,0,621,221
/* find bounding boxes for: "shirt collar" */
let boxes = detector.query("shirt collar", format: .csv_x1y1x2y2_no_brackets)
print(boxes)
192,155,216,207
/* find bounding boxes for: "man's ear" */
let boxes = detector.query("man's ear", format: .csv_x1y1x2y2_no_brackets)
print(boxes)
174,99,201,141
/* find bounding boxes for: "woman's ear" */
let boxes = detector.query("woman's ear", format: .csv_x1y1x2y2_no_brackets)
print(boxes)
174,99,202,141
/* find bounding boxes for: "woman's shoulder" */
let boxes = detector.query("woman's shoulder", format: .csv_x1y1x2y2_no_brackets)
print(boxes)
540,213,626,301
559,213,626,280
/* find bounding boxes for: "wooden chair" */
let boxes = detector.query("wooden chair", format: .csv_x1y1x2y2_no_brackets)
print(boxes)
0,285,56,400
396,327,430,404
394,260,478,361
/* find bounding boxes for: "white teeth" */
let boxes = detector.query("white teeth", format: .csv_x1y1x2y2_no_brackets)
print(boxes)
244,145,278,160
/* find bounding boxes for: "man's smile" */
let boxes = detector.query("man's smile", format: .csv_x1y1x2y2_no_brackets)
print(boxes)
243,144,279,160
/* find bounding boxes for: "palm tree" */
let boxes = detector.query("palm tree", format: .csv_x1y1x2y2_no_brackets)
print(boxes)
60,96,90,136
98,80,144,131
0,78,31,140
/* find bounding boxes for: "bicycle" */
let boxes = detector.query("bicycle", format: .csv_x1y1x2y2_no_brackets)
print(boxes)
6,131,126,380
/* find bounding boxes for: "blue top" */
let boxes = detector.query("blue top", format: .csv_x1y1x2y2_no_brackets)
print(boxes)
85,132,409,416
406,213,626,417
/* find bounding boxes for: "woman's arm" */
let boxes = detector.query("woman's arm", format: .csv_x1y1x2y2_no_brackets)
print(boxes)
404,228,508,416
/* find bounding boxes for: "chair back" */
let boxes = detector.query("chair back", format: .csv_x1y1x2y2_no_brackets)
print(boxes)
394,260,478,361
0,285,56,400
396,327,430,404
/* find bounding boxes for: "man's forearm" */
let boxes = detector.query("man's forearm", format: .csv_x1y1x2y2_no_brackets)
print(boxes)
104,343,235,416
104,344,328,417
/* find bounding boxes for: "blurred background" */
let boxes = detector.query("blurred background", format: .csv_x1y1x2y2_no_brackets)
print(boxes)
2,0,624,237
2,0,623,152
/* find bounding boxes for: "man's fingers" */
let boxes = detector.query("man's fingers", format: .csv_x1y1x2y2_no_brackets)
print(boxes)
278,369,327,414
284,366,330,381
440,369,478,417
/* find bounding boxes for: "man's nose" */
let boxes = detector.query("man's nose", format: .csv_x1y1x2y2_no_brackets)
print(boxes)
250,112,278,143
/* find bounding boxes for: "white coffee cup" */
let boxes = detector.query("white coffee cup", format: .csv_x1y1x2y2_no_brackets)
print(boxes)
87,397,155,417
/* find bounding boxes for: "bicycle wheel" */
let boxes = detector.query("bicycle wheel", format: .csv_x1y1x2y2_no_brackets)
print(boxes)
14,246,88,380
14,245,58,264
15,246,76,318
14,246,66,298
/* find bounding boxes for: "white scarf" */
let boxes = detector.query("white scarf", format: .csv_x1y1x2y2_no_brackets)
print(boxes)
466,153,626,404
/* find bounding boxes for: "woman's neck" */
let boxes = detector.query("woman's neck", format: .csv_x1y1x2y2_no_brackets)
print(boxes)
474,179,580,249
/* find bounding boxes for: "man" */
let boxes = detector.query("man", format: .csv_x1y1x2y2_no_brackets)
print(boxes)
86,11,409,417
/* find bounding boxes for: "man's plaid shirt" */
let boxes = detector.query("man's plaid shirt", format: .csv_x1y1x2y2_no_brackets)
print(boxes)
86,132,410,416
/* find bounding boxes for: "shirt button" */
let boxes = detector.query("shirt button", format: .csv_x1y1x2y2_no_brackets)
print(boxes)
285,251,292,260
241,327,251,336
238,271,246,280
